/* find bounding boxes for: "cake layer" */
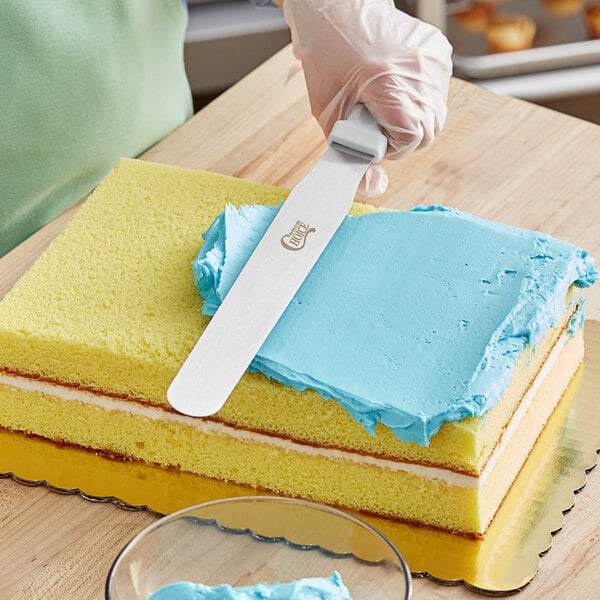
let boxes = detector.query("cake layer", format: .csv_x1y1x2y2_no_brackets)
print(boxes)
0,326,583,535
0,160,296,402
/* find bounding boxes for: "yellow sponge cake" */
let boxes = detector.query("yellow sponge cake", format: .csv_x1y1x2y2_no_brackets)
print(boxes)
0,158,596,537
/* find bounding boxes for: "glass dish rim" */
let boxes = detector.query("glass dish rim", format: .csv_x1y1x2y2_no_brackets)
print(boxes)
105,494,413,600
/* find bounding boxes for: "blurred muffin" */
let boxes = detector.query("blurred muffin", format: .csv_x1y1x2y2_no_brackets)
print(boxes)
586,4,600,38
453,2,496,32
541,0,583,16
486,13,537,52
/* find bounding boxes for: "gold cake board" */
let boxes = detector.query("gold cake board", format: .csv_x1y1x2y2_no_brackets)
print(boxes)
1,321,599,594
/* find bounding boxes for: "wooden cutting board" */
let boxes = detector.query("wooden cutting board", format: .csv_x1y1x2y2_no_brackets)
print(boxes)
0,45,599,599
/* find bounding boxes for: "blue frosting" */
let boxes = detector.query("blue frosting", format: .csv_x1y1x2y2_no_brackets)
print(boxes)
193,204,598,446
149,572,352,599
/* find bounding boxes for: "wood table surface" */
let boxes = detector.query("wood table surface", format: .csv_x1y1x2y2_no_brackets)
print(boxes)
1,45,599,599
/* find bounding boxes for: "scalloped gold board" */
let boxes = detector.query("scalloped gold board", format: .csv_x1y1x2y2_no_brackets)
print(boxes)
1,321,598,593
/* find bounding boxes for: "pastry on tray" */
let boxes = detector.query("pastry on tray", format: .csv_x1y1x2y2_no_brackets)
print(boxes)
453,1,496,33
0,159,596,537
586,4,600,38
485,13,537,52
542,0,583,17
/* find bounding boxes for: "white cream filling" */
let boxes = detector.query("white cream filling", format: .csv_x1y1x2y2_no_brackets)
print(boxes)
0,331,569,490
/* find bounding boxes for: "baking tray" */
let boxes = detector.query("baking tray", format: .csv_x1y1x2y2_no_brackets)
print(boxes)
1,320,599,594
448,0,600,78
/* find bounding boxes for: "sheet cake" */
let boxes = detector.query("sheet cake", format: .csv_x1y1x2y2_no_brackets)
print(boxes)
0,158,596,537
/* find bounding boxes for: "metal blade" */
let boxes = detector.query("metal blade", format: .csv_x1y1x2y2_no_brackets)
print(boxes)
168,146,370,417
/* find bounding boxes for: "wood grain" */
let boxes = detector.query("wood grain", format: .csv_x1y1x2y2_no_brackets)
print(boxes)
0,44,599,598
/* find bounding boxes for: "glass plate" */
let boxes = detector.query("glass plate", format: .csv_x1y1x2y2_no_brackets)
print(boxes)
105,496,412,600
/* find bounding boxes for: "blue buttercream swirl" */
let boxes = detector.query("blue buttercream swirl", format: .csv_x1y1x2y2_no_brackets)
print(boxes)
192,204,598,446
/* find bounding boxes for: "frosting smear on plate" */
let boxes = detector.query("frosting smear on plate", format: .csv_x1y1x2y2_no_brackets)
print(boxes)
149,572,352,599
193,204,597,446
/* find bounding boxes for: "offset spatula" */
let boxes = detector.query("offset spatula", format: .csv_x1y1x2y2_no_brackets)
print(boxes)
168,105,388,417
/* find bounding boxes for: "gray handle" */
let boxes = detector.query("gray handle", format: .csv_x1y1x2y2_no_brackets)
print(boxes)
328,105,388,162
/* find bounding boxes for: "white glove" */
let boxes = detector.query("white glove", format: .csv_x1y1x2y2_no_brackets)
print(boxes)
282,0,453,197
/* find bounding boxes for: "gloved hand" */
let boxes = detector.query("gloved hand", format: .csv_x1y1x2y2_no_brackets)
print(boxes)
282,0,453,197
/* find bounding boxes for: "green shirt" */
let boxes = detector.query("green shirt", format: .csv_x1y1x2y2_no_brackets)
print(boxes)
1,0,193,257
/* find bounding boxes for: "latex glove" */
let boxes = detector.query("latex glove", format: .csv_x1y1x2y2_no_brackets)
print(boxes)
282,0,453,197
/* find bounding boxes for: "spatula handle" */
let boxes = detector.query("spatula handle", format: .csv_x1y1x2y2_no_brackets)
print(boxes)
328,105,388,162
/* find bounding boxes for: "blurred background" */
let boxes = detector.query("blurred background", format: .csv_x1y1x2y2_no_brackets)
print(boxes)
184,0,600,124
